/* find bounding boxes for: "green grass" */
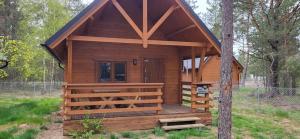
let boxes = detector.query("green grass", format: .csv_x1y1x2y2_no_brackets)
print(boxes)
120,131,139,139
0,97,61,125
0,97,61,139
167,128,215,139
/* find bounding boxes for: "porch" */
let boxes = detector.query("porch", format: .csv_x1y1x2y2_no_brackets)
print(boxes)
62,82,213,132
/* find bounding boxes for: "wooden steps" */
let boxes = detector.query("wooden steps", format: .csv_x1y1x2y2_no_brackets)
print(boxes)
159,117,200,123
162,123,204,131
159,117,204,131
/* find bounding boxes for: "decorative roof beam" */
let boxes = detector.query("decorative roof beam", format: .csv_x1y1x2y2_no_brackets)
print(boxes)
112,0,143,38
166,25,196,38
49,0,110,49
143,0,148,48
70,35,206,47
147,5,179,39
174,0,221,54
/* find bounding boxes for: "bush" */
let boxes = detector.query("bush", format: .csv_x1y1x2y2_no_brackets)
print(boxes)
153,127,165,136
70,115,104,139
110,134,118,139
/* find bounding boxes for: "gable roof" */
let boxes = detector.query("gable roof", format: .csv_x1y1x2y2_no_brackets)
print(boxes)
41,0,242,70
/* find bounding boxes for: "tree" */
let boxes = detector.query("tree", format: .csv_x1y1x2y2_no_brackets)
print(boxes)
0,0,87,81
237,0,300,90
218,0,233,138
203,0,222,39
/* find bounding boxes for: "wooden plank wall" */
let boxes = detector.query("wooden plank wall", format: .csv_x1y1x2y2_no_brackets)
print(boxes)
70,3,180,104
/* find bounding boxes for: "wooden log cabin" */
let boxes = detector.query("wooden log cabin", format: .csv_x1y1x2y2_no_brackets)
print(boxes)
42,0,242,133
181,56,243,86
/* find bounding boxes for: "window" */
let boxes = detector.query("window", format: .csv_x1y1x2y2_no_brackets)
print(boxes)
98,61,126,82
114,62,126,81
99,62,111,82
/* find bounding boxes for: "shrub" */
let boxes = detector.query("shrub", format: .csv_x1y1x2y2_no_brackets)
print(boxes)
110,134,118,139
153,127,165,136
70,115,104,139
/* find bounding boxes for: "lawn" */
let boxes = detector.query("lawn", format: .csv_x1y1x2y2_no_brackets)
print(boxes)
0,97,61,139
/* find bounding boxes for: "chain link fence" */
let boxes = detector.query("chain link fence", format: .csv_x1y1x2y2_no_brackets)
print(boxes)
247,87,300,110
0,81,63,97
213,86,300,110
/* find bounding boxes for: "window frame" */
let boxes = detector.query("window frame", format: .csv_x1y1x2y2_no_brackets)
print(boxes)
96,61,127,83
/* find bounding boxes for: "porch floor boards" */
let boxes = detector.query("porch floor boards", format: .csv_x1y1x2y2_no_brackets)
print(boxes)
71,104,204,119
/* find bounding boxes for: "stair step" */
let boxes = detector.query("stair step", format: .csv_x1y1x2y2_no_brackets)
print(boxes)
162,123,205,131
159,117,200,123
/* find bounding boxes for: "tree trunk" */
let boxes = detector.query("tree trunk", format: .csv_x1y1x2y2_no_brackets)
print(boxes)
270,54,279,96
241,14,251,87
291,75,296,95
218,0,233,138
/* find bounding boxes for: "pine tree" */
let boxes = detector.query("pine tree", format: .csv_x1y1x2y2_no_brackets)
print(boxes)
218,0,233,138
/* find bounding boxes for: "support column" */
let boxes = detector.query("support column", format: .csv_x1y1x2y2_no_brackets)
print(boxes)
197,48,206,82
191,47,196,112
67,38,73,83
64,38,72,120
143,0,148,48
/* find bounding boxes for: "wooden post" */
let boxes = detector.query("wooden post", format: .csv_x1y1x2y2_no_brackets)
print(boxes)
197,48,206,82
157,88,162,114
143,0,148,48
191,47,196,112
66,38,73,83
191,47,196,82
65,38,72,121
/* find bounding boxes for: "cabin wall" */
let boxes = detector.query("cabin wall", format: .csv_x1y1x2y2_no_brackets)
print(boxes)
71,43,180,105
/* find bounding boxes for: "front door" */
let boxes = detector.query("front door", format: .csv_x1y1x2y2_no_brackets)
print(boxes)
143,58,165,102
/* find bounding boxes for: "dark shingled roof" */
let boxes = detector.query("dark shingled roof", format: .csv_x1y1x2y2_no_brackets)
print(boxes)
41,0,242,69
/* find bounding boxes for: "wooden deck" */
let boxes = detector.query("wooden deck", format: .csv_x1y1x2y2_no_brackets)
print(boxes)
71,104,203,119
64,104,212,133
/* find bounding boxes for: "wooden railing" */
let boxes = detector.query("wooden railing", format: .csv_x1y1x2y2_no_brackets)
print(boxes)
63,83,164,120
181,81,213,112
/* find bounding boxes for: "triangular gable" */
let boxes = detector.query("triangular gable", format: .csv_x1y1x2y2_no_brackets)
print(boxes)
43,0,222,52
42,0,243,70
44,0,109,48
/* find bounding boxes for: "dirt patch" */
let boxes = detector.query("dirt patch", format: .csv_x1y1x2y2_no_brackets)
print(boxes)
37,112,69,139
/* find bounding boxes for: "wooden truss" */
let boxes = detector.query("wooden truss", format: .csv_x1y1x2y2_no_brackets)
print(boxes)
68,0,207,48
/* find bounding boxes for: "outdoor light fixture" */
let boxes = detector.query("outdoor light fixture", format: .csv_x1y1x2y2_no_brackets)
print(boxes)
133,59,137,65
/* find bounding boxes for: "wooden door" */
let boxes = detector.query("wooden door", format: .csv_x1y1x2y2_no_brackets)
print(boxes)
143,58,165,103
143,58,164,83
